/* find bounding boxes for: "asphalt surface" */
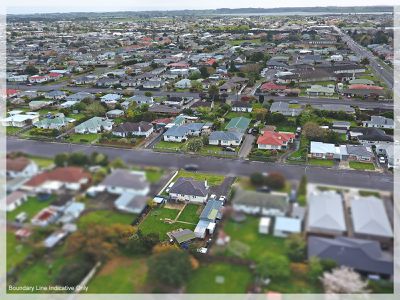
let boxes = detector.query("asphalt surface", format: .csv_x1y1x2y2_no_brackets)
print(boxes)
333,26,394,89
7,137,393,191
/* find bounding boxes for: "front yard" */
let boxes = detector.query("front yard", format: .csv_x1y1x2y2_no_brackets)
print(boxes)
349,161,375,171
176,170,225,186
308,158,335,167
154,140,188,151
65,133,100,144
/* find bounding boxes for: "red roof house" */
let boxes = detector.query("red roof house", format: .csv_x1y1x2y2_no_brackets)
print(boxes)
260,82,287,92
257,131,295,150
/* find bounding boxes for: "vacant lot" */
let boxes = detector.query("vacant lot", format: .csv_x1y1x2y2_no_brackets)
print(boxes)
308,159,335,167
139,206,196,240
78,210,136,229
176,170,224,186
87,256,148,293
7,231,33,272
186,263,252,293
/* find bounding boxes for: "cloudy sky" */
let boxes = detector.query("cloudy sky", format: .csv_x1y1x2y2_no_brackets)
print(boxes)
6,0,397,14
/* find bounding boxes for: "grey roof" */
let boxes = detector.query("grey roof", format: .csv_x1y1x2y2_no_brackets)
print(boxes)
113,121,152,133
269,101,303,116
200,199,223,221
350,128,393,142
209,131,243,142
129,95,154,104
100,169,149,191
308,236,393,276
350,196,393,238
312,104,355,114
346,145,374,159
66,92,94,102
307,191,346,233
115,193,148,214
164,125,190,137
170,177,208,197
364,116,394,127
232,188,288,211
170,229,196,244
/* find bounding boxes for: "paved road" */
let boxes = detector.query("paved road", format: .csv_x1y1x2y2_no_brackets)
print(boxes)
7,137,393,191
333,26,394,89
7,84,393,110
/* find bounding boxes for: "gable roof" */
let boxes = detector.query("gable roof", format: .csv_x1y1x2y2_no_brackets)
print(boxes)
7,157,33,172
209,130,243,142
307,191,346,233
170,229,196,244
232,188,288,211
24,167,90,187
169,177,208,197
113,121,152,133
308,236,393,275
257,131,295,146
100,169,149,191
200,199,223,221
350,196,393,238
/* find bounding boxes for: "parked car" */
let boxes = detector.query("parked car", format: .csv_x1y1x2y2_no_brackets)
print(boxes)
218,195,226,203
223,146,236,152
184,164,199,171
378,156,386,164
256,186,271,193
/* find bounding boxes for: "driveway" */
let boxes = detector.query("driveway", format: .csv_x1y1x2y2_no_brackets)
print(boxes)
209,176,236,199
238,134,255,158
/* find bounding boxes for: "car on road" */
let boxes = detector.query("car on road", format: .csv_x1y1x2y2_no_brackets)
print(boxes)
289,100,299,104
184,164,199,171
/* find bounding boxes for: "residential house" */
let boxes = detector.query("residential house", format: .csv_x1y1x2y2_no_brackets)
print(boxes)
65,92,95,102
34,115,75,130
307,191,347,236
346,145,374,162
163,123,205,142
128,95,154,106
269,101,303,116
169,177,209,203
225,117,251,134
45,90,66,100
306,85,335,97
349,128,393,145
231,101,253,113
260,82,287,94
363,116,394,130
209,131,243,147
310,141,348,160
312,104,355,114
232,188,289,216
99,169,150,214
106,109,124,119
100,93,121,104
350,196,393,241
31,207,60,227
113,121,154,138
194,199,223,238
257,131,295,150
6,157,38,178
175,78,192,89
5,191,28,212
308,236,393,278
74,117,113,134
1,112,39,127
23,167,91,193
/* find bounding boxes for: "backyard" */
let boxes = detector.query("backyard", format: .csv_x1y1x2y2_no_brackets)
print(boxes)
7,231,33,272
77,210,136,229
7,195,56,221
186,263,253,293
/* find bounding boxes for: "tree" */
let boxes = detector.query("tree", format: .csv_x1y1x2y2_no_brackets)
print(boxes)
285,234,306,262
187,138,203,152
360,57,370,65
321,266,369,293
208,85,219,101
308,257,324,283
25,65,39,76
303,122,325,140
147,249,192,287
297,175,307,205
265,172,286,190
252,108,268,122
55,261,94,286
85,102,106,117
250,172,264,186
67,152,89,166
189,71,201,80
256,255,291,281
199,66,210,78
109,158,127,169
144,91,153,97
54,153,69,167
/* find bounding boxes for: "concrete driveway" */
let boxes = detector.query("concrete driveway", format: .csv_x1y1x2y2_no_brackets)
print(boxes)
238,134,255,158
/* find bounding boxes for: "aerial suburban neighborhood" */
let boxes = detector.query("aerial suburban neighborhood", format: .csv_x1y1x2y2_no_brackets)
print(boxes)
3,3,397,296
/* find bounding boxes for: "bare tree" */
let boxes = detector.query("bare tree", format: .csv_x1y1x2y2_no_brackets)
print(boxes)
321,266,369,294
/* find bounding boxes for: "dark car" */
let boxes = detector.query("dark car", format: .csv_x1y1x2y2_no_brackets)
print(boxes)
184,164,199,171
256,186,271,193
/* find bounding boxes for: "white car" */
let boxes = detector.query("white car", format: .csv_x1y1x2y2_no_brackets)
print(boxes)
210,194,217,200
219,195,226,202
379,156,386,164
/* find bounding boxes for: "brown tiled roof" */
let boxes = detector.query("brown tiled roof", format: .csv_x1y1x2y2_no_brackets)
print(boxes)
24,167,90,187
7,157,32,172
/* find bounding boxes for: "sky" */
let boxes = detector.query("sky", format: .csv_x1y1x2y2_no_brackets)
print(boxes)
5,0,397,14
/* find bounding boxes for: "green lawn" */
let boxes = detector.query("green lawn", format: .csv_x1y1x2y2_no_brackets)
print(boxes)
7,231,33,272
87,256,148,293
145,168,164,183
66,133,99,144
176,170,225,186
154,140,187,151
178,204,201,223
225,111,252,120
77,210,136,229
222,216,286,263
275,124,296,133
186,263,252,293
6,126,22,135
308,159,335,167
139,206,195,240
228,38,261,46
349,161,375,171
27,155,54,168
7,195,56,221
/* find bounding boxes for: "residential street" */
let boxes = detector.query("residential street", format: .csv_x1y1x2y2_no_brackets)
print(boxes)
7,137,393,191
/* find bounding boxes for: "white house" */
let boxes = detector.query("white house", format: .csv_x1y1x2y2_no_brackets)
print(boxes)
6,157,39,178
209,131,243,147
259,217,271,234
175,79,192,89
74,117,113,134
169,177,209,204
5,191,28,212
273,216,302,237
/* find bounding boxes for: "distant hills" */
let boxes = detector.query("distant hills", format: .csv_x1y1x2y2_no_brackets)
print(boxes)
8,6,394,21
